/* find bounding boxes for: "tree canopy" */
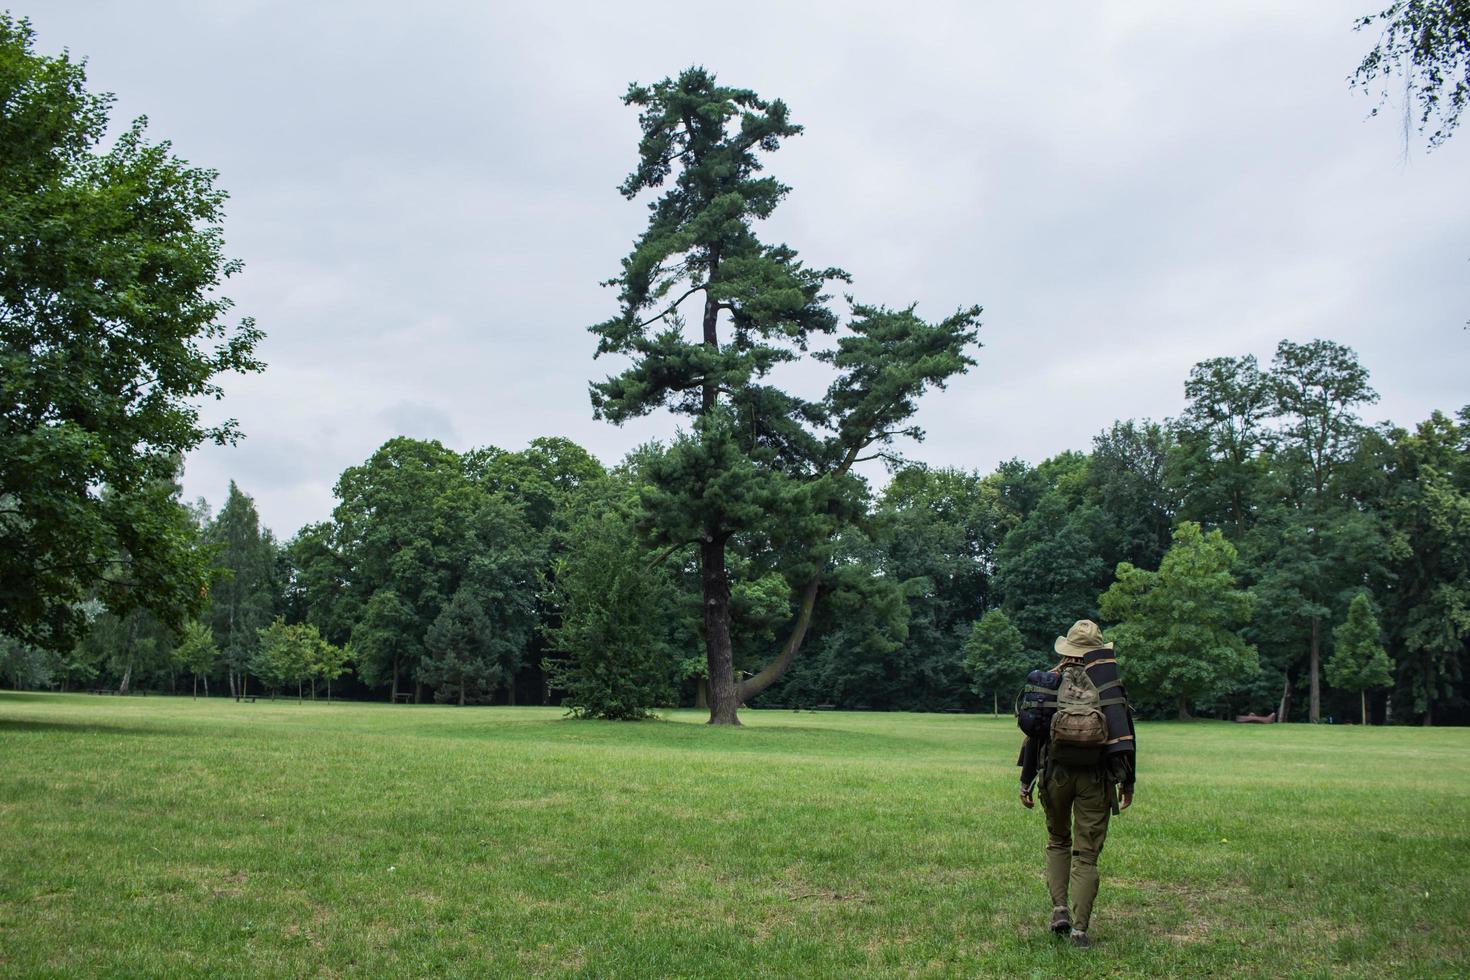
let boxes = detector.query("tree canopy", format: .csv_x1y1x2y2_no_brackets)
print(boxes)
0,15,262,648
963,610,1031,717
1327,593,1394,724
1100,522,1259,720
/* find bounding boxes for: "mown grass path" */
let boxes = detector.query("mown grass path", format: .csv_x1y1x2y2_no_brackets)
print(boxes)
2,693,1466,977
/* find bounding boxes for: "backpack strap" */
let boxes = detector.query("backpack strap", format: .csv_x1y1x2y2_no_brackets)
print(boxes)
1023,683,1059,706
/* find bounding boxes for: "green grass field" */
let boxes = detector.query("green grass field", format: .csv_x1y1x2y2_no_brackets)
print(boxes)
1,693,1466,978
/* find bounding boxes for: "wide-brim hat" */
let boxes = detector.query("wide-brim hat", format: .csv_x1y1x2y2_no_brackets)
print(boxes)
1054,619,1113,657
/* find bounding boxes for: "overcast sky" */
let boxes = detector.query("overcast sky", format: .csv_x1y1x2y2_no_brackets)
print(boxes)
29,1,1470,537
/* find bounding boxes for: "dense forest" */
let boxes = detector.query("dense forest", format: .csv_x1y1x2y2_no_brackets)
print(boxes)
5,341,1465,725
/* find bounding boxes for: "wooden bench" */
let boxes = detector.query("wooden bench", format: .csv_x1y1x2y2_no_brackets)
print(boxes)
815,703,836,711
392,692,414,704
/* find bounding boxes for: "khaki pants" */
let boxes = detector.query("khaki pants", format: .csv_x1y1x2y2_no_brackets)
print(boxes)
1040,761,1111,932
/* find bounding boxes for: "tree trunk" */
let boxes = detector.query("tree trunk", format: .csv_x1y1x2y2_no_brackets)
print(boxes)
739,577,821,704
203,676,209,698
695,677,708,709
1308,616,1322,722
1278,672,1292,722
1177,692,1191,721
701,533,740,725
507,681,516,706
1423,663,1433,725
119,664,132,696
193,675,198,699
993,691,998,718
693,241,739,724
326,677,332,703
415,681,423,705
391,660,399,702
459,673,466,706
700,245,722,411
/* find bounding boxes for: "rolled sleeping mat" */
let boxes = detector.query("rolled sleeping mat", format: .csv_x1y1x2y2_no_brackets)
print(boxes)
1081,648,1135,756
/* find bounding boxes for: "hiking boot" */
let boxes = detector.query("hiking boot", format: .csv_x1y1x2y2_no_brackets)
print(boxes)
1069,930,1092,949
1049,906,1070,935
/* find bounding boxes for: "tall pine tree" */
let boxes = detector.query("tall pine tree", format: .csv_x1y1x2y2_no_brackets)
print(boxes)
590,68,981,724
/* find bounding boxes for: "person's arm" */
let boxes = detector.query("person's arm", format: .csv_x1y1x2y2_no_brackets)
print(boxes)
1018,737,1039,807
1108,751,1135,809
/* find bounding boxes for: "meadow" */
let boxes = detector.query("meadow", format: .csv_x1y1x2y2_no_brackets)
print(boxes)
1,693,1466,978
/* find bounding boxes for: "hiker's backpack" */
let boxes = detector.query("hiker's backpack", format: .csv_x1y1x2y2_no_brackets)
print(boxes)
1016,669,1059,738
1047,663,1116,766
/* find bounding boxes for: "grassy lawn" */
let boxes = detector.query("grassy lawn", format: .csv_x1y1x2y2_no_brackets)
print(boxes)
1,693,1465,977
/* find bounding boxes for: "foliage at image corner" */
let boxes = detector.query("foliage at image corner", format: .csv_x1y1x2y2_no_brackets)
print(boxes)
1353,0,1470,149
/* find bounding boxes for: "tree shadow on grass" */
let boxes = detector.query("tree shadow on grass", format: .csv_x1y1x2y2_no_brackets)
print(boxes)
0,718,185,738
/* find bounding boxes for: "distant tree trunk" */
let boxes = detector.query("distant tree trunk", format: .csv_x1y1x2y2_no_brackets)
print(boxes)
326,676,332,703
1177,692,1191,721
506,681,516,706
391,658,400,702
415,681,423,704
1423,663,1433,725
297,679,303,702
695,678,708,709
228,670,236,700
993,691,998,717
459,672,466,706
203,676,209,698
118,664,132,695
1308,616,1321,723
193,675,198,699
1360,690,1368,725
1278,673,1293,722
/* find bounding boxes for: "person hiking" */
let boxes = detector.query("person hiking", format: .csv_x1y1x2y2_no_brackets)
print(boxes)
1016,619,1136,949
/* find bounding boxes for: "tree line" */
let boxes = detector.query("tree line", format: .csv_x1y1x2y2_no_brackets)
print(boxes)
6,338,1466,724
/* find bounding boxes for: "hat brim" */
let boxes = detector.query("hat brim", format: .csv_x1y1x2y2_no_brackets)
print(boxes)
1054,637,1114,657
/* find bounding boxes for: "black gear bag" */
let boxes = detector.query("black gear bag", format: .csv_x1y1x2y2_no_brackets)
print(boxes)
1016,668,1059,738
